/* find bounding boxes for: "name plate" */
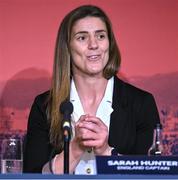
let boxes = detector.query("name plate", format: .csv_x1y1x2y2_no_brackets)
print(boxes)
96,155,178,175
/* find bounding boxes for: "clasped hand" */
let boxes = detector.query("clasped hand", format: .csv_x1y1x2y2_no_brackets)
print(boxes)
74,114,109,155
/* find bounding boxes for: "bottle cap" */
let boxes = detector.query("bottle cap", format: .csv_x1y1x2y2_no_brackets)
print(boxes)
155,123,162,129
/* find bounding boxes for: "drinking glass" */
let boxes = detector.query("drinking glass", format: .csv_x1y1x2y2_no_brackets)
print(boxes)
1,138,23,174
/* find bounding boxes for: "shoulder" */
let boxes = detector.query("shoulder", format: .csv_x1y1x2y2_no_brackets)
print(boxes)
114,76,153,98
113,76,156,108
113,76,160,127
32,91,50,111
34,91,50,103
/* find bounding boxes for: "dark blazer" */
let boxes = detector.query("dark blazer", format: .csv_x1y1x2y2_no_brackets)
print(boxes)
23,76,160,173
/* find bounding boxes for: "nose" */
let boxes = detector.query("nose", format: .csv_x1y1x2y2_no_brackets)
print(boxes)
88,36,98,50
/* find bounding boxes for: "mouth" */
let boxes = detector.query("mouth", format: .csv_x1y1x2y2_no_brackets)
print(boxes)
86,54,101,61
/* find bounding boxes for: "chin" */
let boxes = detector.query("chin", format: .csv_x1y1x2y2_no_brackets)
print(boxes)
86,70,103,77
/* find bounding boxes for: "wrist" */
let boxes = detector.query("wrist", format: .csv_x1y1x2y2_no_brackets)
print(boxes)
102,146,112,156
52,154,59,174
70,139,85,158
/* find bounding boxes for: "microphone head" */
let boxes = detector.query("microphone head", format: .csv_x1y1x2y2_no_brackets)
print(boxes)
60,101,73,115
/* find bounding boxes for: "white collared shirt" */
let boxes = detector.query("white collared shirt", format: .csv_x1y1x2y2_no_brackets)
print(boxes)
70,77,114,175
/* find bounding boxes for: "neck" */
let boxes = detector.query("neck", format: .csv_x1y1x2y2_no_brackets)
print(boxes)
73,74,107,97
73,74,108,115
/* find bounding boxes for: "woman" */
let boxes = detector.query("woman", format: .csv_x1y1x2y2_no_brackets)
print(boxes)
23,5,160,174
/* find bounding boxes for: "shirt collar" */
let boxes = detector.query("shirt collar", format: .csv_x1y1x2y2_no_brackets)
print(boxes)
102,76,114,105
70,78,79,102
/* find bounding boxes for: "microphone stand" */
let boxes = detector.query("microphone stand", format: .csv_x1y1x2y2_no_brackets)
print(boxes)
60,101,73,174
63,128,70,174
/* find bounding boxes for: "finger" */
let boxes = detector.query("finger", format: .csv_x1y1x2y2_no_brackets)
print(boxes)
85,115,105,127
76,127,96,140
78,121,99,133
80,129,98,141
80,139,102,148
83,117,108,134
75,114,89,127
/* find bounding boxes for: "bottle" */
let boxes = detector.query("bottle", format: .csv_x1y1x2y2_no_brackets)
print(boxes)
148,123,163,156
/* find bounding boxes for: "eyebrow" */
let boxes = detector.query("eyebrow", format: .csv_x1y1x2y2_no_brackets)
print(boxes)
73,30,107,36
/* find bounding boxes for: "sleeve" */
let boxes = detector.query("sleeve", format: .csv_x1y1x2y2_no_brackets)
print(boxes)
133,93,160,154
23,96,53,173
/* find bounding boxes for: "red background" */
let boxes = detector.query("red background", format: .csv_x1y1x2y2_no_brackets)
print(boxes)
0,0,178,155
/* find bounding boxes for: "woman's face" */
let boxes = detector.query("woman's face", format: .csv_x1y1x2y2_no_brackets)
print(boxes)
70,17,109,78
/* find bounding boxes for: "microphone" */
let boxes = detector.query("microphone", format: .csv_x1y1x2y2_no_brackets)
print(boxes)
60,100,73,174
60,101,73,131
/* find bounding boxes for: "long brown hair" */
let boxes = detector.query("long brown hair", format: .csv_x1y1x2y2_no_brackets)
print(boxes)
47,5,121,149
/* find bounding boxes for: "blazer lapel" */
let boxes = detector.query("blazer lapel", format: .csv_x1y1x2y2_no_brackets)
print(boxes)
108,76,129,149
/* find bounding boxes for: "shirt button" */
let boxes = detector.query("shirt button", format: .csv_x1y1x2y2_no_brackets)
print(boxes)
87,148,92,153
86,168,91,174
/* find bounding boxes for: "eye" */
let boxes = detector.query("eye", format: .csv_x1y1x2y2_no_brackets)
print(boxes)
76,35,88,42
97,33,106,40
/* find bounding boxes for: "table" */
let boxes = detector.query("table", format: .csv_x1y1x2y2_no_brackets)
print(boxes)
0,174,178,180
